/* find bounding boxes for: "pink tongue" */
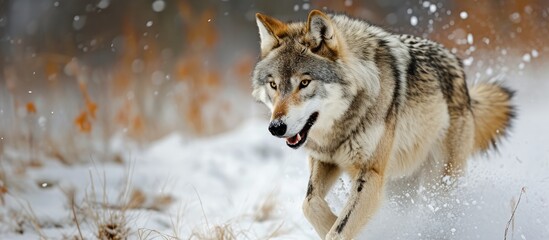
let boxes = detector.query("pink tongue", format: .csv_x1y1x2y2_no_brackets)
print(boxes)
286,134,302,145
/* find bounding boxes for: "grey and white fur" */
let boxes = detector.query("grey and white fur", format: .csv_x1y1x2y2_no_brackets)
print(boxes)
251,10,515,240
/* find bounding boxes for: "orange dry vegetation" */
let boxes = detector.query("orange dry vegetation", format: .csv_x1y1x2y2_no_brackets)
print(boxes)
109,17,144,138
26,102,37,114
172,2,224,134
114,100,144,138
3,3,259,156
45,58,60,80
74,76,98,133
75,111,92,133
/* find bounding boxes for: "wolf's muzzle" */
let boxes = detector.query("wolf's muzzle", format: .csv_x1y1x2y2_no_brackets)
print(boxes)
268,120,287,137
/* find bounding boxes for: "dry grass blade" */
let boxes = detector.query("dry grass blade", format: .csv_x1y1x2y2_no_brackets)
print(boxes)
253,192,278,222
0,158,7,205
67,188,84,240
189,219,288,240
189,222,246,240
97,220,129,240
85,168,130,240
138,228,179,240
10,197,47,238
169,203,186,239
187,190,289,240
261,222,287,240
192,186,210,230
504,187,526,240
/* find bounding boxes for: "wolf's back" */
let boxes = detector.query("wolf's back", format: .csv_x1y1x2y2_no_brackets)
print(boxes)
469,83,515,153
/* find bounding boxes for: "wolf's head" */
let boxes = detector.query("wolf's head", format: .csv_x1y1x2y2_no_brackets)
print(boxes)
251,10,359,149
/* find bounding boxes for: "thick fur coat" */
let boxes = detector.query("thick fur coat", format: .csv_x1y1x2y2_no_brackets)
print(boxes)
251,10,515,239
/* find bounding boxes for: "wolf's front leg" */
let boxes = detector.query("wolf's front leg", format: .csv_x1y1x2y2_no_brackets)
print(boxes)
302,158,341,238
326,120,395,239
325,167,385,240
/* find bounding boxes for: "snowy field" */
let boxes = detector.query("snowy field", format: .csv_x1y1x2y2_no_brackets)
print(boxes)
1,69,548,240
1,0,548,239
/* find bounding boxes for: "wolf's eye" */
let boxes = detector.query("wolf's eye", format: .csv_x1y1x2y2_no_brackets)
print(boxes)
299,79,311,89
269,81,277,90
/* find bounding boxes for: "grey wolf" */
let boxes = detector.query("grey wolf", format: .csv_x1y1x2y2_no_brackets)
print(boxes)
251,10,515,239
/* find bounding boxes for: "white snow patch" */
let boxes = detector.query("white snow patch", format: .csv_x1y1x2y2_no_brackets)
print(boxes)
97,0,109,9
1,71,549,239
460,11,468,19
486,67,493,76
152,0,165,12
410,16,418,26
510,12,521,23
72,15,86,30
344,0,353,7
429,4,437,13
463,56,474,66
532,49,539,58
522,53,531,62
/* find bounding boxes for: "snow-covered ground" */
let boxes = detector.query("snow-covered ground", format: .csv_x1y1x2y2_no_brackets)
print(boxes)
1,70,549,239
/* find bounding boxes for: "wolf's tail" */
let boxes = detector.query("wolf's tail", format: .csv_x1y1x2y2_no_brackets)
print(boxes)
469,83,516,153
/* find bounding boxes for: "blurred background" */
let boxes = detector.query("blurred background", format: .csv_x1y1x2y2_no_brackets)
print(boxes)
1,0,549,239
0,0,547,164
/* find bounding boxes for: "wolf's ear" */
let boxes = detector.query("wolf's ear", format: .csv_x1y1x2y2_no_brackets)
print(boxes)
256,13,287,55
306,10,339,59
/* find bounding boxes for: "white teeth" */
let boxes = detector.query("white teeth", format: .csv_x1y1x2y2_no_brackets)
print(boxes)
286,134,302,145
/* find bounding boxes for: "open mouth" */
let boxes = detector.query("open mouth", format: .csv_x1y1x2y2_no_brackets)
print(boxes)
286,112,319,149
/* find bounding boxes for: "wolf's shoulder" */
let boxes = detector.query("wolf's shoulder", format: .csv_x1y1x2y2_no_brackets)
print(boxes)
397,34,442,53
396,34,457,60
329,13,459,64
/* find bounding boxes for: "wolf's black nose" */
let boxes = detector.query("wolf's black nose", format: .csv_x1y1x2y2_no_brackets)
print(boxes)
268,120,287,137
